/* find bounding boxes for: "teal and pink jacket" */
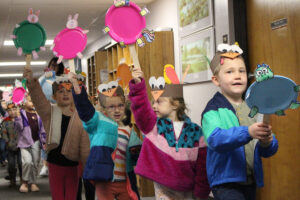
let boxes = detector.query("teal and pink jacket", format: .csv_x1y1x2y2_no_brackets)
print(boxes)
129,79,210,198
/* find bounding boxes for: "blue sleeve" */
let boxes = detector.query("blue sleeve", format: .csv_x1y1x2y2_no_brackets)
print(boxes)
82,111,99,135
207,126,252,153
72,87,95,122
257,135,278,158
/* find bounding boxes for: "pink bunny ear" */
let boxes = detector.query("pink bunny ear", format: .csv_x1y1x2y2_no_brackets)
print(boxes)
74,13,79,20
29,8,33,15
35,10,40,16
68,15,72,21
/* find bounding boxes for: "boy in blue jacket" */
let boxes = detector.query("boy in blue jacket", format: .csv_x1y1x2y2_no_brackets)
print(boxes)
201,43,278,200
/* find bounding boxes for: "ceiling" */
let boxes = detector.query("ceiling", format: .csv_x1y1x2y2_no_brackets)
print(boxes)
0,0,155,87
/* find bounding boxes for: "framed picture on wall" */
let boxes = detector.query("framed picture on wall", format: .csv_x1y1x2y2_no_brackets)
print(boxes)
178,0,213,38
180,27,215,83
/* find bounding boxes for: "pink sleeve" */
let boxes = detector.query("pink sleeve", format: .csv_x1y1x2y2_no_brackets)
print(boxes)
194,147,211,198
129,79,157,134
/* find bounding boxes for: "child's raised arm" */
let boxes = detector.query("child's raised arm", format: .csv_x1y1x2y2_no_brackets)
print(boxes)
129,68,157,134
68,72,95,123
23,68,51,127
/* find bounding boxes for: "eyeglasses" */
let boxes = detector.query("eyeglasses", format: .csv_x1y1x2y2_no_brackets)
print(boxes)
105,104,125,111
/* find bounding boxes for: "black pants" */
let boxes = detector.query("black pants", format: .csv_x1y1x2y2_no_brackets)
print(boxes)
77,177,95,200
212,183,256,200
7,149,22,181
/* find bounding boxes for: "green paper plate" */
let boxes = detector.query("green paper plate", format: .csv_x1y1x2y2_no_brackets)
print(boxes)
13,20,47,54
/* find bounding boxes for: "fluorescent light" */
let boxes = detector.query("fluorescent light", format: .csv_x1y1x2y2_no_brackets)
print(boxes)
4,40,14,46
0,74,22,78
3,39,53,46
0,61,47,66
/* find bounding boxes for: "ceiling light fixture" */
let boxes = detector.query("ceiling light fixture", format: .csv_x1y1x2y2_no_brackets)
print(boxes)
0,74,23,78
0,61,47,66
3,39,53,46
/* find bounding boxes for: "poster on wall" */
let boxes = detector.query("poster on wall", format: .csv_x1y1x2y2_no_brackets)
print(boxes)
178,0,213,38
180,27,214,83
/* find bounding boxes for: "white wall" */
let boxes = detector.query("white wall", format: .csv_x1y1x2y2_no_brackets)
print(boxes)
82,0,235,125
146,0,237,124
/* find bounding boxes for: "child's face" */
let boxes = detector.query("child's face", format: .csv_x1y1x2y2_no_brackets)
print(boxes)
25,96,34,110
212,57,247,99
53,88,73,107
7,108,16,118
103,96,125,123
152,97,176,118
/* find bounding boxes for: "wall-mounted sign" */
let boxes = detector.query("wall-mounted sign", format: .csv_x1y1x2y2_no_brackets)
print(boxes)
271,18,288,30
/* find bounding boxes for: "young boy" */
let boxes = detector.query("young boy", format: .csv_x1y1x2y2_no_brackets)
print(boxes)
23,68,90,200
201,43,278,200
1,102,22,187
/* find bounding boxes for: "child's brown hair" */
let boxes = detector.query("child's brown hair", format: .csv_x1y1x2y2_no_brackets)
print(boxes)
170,97,188,121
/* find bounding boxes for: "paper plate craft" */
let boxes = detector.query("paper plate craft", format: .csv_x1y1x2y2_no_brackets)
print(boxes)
116,63,132,88
2,91,11,102
149,64,187,101
12,87,26,105
245,63,300,119
52,14,88,72
104,1,153,69
11,8,46,60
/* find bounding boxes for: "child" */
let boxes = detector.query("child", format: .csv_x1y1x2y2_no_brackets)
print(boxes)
201,43,278,200
14,95,46,193
69,73,142,200
23,68,90,200
129,67,210,199
1,102,22,187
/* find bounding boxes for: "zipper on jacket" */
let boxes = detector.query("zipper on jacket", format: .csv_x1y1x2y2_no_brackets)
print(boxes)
172,122,184,152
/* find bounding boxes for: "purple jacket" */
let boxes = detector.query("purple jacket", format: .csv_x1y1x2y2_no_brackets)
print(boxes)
14,109,46,149
129,79,210,198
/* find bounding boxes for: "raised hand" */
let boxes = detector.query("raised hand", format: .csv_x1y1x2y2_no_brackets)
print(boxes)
131,67,144,83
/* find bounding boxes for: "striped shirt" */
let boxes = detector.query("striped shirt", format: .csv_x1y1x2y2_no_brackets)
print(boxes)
113,126,130,181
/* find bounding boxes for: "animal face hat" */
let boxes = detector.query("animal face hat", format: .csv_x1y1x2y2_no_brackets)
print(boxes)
149,64,184,101
51,75,73,94
97,81,125,107
210,43,243,74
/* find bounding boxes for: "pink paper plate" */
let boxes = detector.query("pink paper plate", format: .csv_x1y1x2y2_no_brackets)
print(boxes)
12,87,26,104
105,2,146,45
53,27,87,59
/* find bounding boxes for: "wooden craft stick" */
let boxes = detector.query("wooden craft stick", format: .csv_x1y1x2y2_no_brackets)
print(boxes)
257,113,270,124
69,59,76,73
129,45,141,69
25,54,32,69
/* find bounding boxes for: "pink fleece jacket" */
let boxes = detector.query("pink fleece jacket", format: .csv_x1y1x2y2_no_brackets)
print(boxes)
129,79,210,198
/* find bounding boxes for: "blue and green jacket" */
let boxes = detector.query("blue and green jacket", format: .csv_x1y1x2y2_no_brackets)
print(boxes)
72,87,142,199
201,92,278,188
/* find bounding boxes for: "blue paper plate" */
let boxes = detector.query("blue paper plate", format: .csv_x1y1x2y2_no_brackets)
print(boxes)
245,75,298,114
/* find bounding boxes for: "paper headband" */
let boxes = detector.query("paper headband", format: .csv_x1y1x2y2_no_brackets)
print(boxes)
97,81,124,97
149,64,183,101
210,43,243,74
7,101,16,109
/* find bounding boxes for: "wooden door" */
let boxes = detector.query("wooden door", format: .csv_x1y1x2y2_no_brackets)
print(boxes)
246,0,300,199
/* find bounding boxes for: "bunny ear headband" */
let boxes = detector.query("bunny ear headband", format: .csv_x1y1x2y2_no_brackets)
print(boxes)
149,64,186,101
210,42,243,74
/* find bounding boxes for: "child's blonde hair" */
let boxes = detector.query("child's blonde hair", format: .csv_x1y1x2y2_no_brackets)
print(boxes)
210,52,245,75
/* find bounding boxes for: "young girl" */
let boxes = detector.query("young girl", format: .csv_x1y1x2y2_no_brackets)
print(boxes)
14,95,46,192
1,102,22,187
69,73,142,200
129,67,210,199
23,68,90,200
